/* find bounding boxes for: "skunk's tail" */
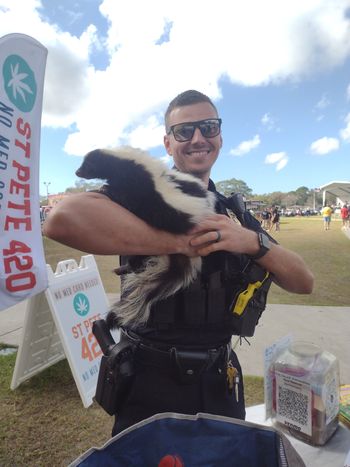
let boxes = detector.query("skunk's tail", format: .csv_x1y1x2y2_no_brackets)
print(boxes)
106,254,201,328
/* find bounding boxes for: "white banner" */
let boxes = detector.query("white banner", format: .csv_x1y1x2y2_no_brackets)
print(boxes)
0,33,48,311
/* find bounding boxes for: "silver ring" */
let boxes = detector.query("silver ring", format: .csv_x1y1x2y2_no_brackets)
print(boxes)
215,230,221,242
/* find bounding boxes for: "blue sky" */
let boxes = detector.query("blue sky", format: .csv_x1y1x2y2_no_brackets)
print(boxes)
1,0,350,196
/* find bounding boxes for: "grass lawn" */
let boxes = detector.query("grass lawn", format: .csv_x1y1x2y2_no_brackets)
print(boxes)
267,216,350,306
1,216,349,465
43,215,350,306
0,352,264,466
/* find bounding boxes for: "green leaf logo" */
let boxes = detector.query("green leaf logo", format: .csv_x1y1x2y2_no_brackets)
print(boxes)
73,293,90,317
2,54,37,112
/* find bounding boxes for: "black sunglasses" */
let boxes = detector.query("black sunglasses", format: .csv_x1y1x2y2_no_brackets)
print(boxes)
167,118,222,142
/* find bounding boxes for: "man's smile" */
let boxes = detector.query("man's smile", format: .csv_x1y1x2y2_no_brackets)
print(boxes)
187,149,211,157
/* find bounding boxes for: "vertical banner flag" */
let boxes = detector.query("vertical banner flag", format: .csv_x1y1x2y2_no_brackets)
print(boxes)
0,34,48,311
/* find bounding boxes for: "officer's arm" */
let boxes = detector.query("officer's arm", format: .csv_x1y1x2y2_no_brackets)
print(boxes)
42,192,193,256
253,243,314,294
189,214,314,295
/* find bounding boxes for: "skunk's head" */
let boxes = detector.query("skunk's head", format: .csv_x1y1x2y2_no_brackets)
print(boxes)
75,149,106,180
76,146,151,181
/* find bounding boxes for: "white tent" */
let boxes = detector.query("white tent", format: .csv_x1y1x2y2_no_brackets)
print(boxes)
319,181,350,206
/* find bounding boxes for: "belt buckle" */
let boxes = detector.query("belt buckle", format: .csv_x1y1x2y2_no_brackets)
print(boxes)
171,348,209,383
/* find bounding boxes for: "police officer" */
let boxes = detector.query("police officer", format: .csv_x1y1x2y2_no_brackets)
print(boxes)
43,90,314,435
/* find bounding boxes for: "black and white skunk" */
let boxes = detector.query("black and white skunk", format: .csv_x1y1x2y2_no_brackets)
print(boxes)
75,147,216,328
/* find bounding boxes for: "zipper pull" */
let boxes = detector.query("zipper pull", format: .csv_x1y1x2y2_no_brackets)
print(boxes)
234,373,240,402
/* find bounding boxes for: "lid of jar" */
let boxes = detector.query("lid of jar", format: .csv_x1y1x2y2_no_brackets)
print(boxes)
290,341,321,358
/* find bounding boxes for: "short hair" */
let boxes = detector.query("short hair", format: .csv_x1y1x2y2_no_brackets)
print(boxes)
164,90,218,131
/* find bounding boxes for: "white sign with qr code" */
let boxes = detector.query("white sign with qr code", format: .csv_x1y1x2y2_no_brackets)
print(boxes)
275,371,312,436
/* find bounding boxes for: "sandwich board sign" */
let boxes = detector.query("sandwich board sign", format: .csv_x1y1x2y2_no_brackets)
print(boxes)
11,254,119,407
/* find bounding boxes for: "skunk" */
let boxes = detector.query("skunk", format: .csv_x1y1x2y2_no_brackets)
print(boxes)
75,147,216,328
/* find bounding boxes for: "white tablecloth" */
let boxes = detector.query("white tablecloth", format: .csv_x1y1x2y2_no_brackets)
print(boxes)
246,404,350,467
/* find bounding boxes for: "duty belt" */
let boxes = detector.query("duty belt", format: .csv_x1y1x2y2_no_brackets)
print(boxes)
121,329,229,383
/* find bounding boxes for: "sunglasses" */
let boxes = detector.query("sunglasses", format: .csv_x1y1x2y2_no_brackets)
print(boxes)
167,118,222,142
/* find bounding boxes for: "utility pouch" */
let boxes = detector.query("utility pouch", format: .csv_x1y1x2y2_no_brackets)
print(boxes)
171,348,210,384
229,262,273,337
93,320,135,415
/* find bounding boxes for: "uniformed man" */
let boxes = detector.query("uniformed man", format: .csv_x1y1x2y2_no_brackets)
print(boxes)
43,90,314,435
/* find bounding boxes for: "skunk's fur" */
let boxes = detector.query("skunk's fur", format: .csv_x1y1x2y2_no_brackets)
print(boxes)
76,147,216,328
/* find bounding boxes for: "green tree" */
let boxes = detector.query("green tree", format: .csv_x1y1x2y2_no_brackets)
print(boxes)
293,186,310,206
268,191,284,207
281,192,298,208
65,180,103,193
253,192,284,207
215,178,253,197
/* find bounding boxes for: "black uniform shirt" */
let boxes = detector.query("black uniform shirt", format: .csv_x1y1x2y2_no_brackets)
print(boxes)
119,180,264,348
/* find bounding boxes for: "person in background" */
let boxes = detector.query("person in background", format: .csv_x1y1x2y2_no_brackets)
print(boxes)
43,90,314,436
321,204,332,231
340,204,349,229
261,208,271,230
270,206,280,232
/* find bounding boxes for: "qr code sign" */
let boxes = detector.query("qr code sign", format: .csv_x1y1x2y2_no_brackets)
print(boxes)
278,387,308,425
275,371,312,436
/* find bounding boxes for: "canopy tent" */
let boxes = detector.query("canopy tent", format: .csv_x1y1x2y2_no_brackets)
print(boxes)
319,181,350,206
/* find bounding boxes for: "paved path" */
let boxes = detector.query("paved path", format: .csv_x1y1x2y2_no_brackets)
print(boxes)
1,298,349,383
237,304,350,384
342,225,350,239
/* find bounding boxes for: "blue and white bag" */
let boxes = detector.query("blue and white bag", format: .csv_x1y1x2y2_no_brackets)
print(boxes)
69,412,305,467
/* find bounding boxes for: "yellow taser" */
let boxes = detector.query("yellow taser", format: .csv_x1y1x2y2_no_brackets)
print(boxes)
232,272,270,316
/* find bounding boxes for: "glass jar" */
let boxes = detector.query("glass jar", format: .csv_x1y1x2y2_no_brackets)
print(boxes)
271,341,339,445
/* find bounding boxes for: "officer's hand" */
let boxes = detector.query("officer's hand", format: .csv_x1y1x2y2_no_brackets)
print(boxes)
189,214,259,257
170,232,203,258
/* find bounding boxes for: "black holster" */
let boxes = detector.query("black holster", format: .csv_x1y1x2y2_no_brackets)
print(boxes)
229,261,273,337
93,320,135,415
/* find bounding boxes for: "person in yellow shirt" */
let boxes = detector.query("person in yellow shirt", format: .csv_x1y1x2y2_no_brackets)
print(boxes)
321,204,332,230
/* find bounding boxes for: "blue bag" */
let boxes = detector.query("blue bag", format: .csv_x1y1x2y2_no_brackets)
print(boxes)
69,412,305,467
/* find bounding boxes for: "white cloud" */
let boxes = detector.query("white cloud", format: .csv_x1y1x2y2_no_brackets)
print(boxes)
261,113,276,130
265,152,284,164
2,0,350,155
0,1,99,129
126,116,165,150
315,94,330,109
160,154,172,166
230,134,260,156
340,113,350,142
313,94,330,123
275,158,288,171
310,136,340,155
265,151,289,171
